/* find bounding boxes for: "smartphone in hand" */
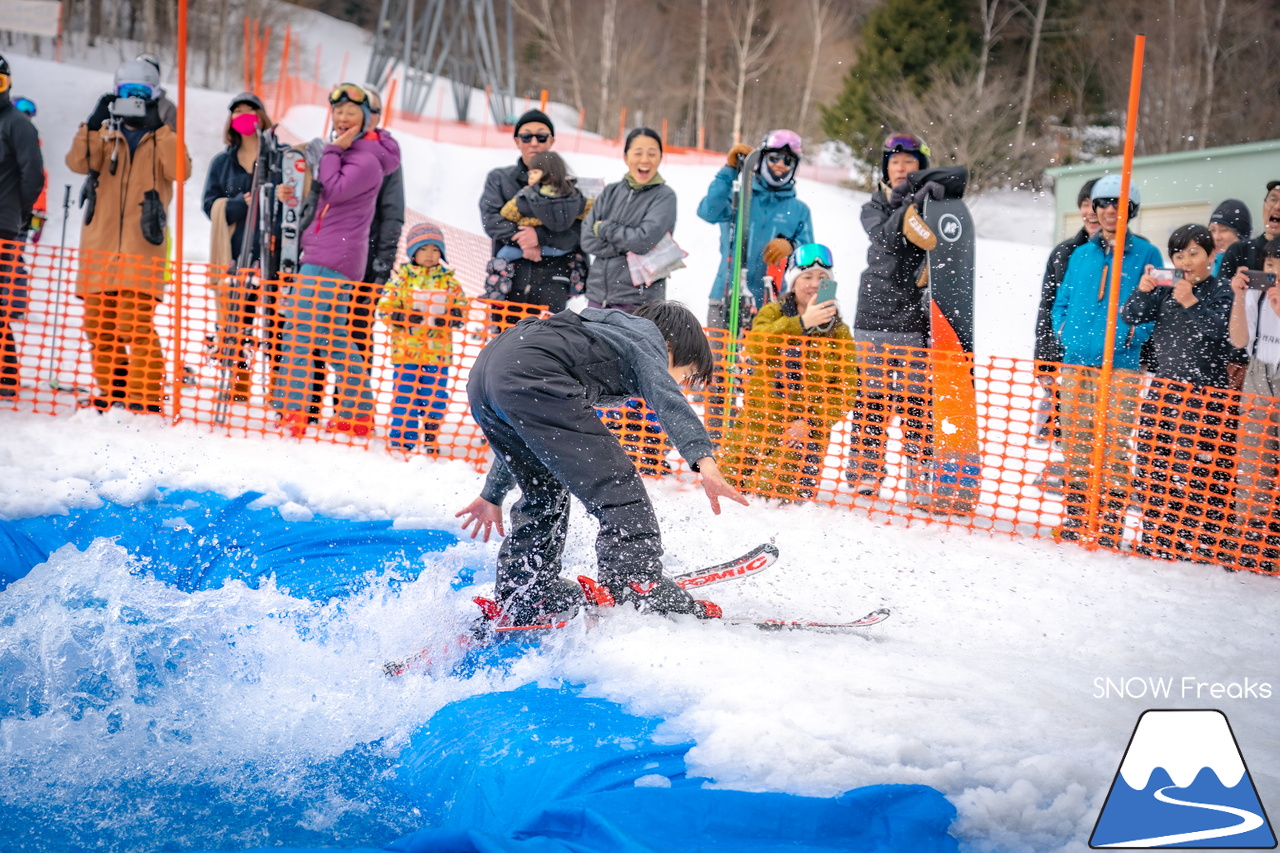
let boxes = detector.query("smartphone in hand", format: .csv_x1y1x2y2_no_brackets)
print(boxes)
1149,268,1184,287
1245,271,1277,290
816,278,839,304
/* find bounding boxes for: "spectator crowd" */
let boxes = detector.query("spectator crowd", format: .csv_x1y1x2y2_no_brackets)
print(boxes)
1,52,1278,575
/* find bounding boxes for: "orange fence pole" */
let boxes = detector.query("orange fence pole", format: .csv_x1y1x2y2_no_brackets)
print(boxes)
171,0,189,421
243,17,252,92
539,89,548,111
273,26,291,119
338,51,348,84
1083,33,1145,544
617,106,626,143
384,77,398,129
661,118,667,150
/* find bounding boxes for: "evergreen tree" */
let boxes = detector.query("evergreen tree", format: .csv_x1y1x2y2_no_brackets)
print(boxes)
821,0,976,158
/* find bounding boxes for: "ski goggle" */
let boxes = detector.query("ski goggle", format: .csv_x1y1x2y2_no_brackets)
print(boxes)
517,132,550,143
764,150,798,169
761,128,803,158
328,83,369,106
116,82,156,100
790,243,833,271
883,133,931,159
13,96,36,118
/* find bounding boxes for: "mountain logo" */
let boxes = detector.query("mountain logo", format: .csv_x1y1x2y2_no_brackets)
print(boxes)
1090,709,1276,848
938,213,963,243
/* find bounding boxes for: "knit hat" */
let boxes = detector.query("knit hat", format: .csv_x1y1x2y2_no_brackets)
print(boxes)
1209,198,1252,241
513,108,555,138
405,222,447,264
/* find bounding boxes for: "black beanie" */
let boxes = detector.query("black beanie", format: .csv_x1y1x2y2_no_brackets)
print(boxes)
513,109,554,137
1209,198,1252,241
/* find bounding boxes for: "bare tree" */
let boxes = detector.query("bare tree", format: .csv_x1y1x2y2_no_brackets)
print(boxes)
797,0,853,135
511,0,586,114
695,0,708,148
723,0,779,144
597,0,617,134
974,0,1020,97
1013,0,1046,155
1194,0,1227,149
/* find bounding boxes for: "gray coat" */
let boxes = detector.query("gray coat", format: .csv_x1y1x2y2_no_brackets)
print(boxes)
580,177,677,308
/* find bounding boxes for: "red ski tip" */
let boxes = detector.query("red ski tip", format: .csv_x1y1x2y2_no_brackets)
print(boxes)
696,600,722,619
576,575,616,607
472,596,502,621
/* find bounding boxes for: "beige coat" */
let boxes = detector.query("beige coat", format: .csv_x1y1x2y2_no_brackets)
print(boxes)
65,121,190,297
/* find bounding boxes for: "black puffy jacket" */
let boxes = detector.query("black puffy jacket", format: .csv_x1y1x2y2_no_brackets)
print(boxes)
0,93,44,239
853,185,929,337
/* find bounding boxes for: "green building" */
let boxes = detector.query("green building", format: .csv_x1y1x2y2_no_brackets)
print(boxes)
1045,140,1280,247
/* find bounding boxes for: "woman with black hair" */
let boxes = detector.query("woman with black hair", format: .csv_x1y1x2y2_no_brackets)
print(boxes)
580,127,678,312
202,92,276,401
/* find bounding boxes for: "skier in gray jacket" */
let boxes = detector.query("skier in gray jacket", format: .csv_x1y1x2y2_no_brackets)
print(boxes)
580,127,677,311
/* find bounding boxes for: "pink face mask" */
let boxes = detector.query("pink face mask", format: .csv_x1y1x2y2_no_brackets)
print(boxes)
231,113,259,136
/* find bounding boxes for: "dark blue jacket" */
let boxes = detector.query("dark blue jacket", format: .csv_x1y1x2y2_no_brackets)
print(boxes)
1120,276,1235,388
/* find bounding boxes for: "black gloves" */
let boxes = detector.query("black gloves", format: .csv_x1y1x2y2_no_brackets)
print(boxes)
141,100,165,132
912,181,946,207
87,94,113,131
889,180,912,208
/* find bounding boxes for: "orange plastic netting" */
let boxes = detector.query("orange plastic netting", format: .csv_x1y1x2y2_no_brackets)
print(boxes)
2,234,1277,574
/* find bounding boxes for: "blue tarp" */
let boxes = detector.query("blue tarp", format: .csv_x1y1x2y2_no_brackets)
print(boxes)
0,489,459,599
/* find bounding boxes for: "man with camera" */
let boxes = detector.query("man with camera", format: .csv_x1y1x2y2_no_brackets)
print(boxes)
65,58,189,414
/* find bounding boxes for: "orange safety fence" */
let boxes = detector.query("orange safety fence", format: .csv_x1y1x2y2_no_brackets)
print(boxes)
2,234,1279,575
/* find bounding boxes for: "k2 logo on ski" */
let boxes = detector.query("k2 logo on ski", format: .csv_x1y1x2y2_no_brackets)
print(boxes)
939,213,963,242
1089,709,1276,848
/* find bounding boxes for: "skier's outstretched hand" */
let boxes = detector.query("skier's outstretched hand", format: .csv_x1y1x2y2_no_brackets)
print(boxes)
456,496,505,542
695,457,749,515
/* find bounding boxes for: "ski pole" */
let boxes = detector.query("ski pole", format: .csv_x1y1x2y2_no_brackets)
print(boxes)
46,185,82,392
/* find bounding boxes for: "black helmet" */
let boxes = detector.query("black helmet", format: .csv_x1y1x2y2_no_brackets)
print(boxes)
881,132,931,182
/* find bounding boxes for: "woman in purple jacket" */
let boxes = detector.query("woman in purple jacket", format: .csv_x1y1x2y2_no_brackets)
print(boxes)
271,83,401,437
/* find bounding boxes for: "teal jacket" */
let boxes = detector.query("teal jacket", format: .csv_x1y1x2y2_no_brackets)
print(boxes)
1051,231,1163,370
696,166,813,306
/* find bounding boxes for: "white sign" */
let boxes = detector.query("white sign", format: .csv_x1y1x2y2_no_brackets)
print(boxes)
0,1,62,38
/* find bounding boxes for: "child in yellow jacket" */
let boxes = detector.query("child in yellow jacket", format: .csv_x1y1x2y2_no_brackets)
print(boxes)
377,222,468,451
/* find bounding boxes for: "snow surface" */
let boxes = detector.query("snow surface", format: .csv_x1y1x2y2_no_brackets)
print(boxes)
3,44,1279,853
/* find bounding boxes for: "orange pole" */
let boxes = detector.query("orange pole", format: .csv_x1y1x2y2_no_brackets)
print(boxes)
617,106,626,144
338,51,348,84
170,0,189,422
661,118,667,149
273,26,291,119
243,17,252,91
1083,33,1145,545
384,77,398,129
539,89,548,111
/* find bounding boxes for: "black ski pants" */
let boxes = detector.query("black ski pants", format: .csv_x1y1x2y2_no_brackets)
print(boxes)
468,314,697,621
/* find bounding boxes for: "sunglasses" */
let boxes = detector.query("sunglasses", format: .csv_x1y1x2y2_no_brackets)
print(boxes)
765,151,798,168
116,83,155,100
883,133,931,159
1093,198,1121,209
791,243,833,271
328,83,369,106
13,96,36,118
517,132,551,143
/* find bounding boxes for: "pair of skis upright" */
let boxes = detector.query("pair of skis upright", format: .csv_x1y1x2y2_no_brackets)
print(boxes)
383,543,891,677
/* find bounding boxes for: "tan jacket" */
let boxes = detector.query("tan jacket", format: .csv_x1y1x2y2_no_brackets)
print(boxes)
65,122,190,297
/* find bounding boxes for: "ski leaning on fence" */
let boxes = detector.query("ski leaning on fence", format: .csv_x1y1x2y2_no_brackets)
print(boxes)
383,543,890,677
277,148,308,277
915,166,981,516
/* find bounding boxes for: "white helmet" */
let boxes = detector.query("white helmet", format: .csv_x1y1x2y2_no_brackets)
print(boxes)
113,59,161,100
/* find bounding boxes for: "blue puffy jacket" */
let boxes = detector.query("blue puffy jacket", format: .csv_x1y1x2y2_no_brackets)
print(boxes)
1051,231,1162,370
696,166,813,306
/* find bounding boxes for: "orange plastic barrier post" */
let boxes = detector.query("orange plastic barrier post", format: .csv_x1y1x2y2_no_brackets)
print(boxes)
1083,34,1145,546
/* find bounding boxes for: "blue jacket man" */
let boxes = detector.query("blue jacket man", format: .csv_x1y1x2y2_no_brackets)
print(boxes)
1052,176,1162,372
697,130,813,327
1052,231,1162,370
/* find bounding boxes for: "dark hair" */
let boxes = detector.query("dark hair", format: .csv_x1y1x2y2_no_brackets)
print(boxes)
624,126,663,155
1076,178,1099,207
528,150,574,197
1263,237,1280,260
631,301,714,388
1167,223,1214,258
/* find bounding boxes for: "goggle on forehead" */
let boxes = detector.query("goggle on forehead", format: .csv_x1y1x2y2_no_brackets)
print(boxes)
791,243,833,271
883,134,931,159
328,83,369,106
